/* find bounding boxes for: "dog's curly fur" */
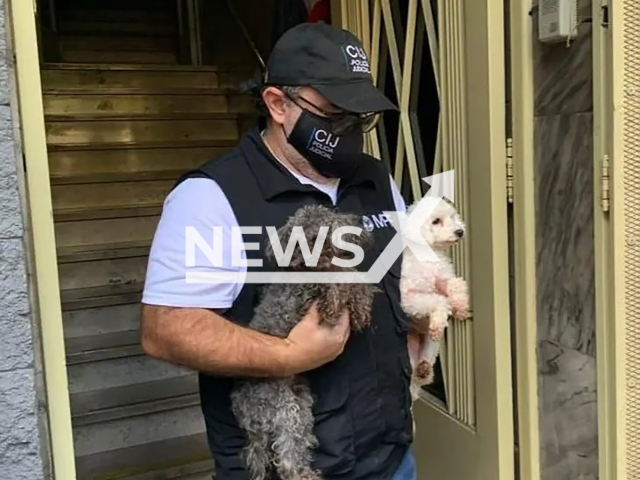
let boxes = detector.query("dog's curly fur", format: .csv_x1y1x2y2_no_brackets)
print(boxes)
399,199,471,399
230,204,376,480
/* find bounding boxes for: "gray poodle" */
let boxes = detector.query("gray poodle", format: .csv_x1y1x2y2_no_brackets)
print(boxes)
230,204,377,480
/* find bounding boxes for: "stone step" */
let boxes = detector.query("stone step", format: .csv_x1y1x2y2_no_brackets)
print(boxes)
68,355,198,416
117,460,215,480
58,255,149,309
67,343,144,366
69,363,207,479
73,393,202,427
75,431,210,480
64,303,142,358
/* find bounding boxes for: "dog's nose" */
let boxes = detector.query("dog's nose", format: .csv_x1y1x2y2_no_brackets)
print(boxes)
455,229,464,238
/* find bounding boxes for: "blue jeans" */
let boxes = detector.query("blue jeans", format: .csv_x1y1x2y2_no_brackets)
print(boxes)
391,449,417,480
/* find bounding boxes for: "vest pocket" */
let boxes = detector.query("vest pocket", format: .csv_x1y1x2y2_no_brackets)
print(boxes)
306,366,356,475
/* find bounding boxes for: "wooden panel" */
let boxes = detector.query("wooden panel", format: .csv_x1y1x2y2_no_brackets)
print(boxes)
54,215,159,251
55,206,162,223
48,144,230,184
43,93,230,116
59,9,173,23
59,20,176,36
41,67,221,89
58,36,175,52
60,50,178,65
45,116,239,146
58,256,148,293
51,180,173,212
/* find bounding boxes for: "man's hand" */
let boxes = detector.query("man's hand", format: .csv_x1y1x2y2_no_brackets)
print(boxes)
140,303,351,379
282,304,350,375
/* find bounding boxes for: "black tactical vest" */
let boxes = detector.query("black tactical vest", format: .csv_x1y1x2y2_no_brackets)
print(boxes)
174,128,414,480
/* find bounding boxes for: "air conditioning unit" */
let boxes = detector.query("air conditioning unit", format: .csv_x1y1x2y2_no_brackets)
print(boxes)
538,0,578,43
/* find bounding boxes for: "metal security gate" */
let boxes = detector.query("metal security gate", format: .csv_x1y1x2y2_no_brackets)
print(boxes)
334,1,514,478
335,0,476,423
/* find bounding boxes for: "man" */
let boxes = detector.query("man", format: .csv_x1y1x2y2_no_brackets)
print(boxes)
141,22,416,480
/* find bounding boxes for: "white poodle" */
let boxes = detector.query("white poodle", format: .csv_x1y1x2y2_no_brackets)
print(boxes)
399,198,471,399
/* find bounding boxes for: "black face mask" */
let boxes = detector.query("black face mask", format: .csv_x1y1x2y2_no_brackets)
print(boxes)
284,109,364,179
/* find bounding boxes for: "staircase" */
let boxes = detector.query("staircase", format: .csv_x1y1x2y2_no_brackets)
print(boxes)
42,1,258,478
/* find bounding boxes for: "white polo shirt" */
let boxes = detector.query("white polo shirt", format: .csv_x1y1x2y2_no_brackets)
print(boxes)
142,164,406,310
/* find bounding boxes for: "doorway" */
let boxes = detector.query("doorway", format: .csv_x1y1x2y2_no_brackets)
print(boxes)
15,0,530,478
34,0,269,478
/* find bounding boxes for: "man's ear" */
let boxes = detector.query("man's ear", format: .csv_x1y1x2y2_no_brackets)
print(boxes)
262,87,288,125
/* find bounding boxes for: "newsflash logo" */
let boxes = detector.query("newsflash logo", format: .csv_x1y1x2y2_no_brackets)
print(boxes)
185,170,455,284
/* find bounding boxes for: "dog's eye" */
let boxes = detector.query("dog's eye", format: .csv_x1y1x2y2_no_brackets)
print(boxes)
432,218,441,225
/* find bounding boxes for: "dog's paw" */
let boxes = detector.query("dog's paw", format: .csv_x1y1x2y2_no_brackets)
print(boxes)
428,308,449,339
449,295,471,321
446,278,471,321
416,361,433,383
416,360,433,383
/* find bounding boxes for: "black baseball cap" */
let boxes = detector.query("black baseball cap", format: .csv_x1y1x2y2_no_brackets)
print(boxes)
264,22,397,114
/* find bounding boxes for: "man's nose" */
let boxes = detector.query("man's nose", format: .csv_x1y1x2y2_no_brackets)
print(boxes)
455,229,464,238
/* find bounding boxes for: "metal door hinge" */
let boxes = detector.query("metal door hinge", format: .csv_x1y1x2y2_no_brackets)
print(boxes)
601,154,610,212
506,138,514,204
600,1,609,28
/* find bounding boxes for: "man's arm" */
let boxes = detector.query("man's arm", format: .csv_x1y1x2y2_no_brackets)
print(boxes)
141,303,350,377
140,305,293,377
140,178,349,377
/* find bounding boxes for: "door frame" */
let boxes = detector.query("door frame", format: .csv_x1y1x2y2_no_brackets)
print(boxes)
508,0,540,479
7,0,542,478
8,0,76,479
